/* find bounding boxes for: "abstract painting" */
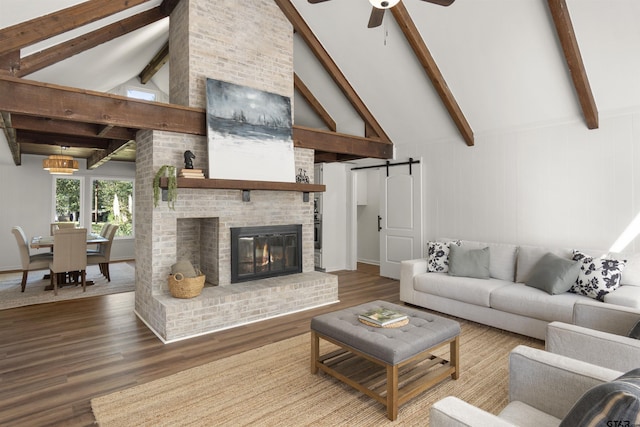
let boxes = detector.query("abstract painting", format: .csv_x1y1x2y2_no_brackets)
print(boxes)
206,78,296,182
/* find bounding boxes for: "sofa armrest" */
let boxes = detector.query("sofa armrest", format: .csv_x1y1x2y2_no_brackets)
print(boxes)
400,259,427,301
546,321,640,372
508,345,621,420
573,300,640,335
430,396,515,427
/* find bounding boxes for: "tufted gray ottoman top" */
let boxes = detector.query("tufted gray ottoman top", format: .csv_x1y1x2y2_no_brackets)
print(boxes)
311,300,460,365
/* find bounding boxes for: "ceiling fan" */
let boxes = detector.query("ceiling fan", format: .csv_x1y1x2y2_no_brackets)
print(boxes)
308,0,455,28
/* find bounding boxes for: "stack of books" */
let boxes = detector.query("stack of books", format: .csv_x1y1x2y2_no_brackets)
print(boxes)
358,307,408,327
179,168,205,179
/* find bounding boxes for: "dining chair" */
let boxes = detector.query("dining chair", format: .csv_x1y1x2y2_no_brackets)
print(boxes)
49,228,87,295
87,224,119,281
50,222,77,235
11,226,53,292
87,223,110,255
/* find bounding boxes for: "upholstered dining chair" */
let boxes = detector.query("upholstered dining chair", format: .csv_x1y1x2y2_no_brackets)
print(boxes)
11,226,53,292
50,221,77,235
87,224,118,281
49,228,87,295
87,222,111,255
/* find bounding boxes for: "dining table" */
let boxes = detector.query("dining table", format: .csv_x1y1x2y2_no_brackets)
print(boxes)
30,233,109,290
30,233,108,249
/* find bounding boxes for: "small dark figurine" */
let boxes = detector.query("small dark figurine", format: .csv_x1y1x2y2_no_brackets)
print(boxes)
184,150,196,169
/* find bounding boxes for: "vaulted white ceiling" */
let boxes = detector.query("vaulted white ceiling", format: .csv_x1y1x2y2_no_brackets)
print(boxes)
2,0,640,157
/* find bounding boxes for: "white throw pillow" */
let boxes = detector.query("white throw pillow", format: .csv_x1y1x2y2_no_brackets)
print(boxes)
427,240,461,273
570,250,627,301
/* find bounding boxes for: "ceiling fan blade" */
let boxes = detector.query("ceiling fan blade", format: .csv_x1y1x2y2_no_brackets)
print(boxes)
367,7,385,28
308,0,332,3
420,0,455,6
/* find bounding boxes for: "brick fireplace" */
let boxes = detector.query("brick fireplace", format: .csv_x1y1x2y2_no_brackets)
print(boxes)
133,0,339,343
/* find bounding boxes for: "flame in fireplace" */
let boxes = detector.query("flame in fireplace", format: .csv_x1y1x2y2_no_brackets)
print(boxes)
262,243,269,266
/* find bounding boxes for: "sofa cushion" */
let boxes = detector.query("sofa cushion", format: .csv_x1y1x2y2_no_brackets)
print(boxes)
461,240,518,281
413,273,511,307
611,252,640,287
490,283,585,323
448,245,490,279
603,284,640,309
571,250,627,301
499,401,561,427
427,240,461,273
560,368,640,427
526,252,581,295
516,245,573,283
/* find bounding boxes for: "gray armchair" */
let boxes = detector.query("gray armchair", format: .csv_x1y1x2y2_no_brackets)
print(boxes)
546,300,640,372
430,345,622,427
11,226,52,292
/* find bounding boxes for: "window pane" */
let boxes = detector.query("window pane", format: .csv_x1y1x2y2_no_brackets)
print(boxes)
126,89,156,101
91,179,134,237
55,178,81,223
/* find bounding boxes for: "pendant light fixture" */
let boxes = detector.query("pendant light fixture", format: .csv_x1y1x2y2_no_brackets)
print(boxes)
43,146,79,175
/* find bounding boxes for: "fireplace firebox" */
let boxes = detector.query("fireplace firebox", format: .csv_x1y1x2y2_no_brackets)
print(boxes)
231,224,302,283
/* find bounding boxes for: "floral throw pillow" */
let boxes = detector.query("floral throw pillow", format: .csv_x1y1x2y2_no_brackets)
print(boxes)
570,250,627,301
427,240,461,273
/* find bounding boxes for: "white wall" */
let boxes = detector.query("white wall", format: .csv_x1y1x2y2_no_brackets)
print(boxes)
1,154,136,271
356,168,381,265
321,162,350,271
396,109,640,254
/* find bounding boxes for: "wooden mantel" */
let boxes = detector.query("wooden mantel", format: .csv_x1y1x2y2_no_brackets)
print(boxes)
159,177,325,193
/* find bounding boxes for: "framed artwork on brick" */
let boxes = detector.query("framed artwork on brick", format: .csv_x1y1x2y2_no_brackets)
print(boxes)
205,78,295,183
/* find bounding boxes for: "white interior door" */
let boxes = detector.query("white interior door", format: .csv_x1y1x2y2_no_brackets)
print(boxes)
379,161,422,279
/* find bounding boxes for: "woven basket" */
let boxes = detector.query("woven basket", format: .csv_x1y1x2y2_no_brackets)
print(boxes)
168,272,205,299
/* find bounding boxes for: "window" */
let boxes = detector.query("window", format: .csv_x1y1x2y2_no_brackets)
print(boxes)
54,177,82,223
91,178,134,237
126,88,156,102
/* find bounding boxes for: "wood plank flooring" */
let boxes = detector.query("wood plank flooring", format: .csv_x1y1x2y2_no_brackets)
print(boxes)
0,263,399,427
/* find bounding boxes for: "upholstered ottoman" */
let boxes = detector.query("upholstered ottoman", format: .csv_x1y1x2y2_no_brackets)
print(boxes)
310,300,460,420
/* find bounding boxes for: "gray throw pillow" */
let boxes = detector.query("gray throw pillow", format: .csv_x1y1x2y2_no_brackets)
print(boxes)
560,368,640,427
628,320,640,340
448,245,490,279
526,252,580,295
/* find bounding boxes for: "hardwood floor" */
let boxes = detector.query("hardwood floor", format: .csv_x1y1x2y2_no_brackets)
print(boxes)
0,263,398,427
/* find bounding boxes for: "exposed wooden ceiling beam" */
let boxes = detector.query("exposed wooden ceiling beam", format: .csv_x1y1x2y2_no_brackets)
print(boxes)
274,0,392,143
139,41,169,84
0,112,21,165
88,140,134,169
294,73,336,132
0,75,205,135
0,0,152,56
16,7,167,77
0,51,20,76
160,0,182,16
547,0,598,129
0,75,391,160
16,130,111,149
10,115,136,140
293,126,392,159
391,2,474,146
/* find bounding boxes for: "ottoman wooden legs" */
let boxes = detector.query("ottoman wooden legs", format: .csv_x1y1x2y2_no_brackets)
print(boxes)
311,331,460,421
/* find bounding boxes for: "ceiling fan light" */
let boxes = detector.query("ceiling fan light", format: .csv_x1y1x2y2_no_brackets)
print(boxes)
43,154,79,175
368,0,400,9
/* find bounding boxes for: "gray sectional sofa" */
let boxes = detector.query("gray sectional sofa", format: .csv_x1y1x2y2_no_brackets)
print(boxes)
400,239,640,340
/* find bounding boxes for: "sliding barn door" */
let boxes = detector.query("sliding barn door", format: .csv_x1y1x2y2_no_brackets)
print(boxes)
379,161,423,279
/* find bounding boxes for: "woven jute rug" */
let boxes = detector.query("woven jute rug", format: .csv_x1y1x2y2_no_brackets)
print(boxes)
91,318,543,426
0,262,135,310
